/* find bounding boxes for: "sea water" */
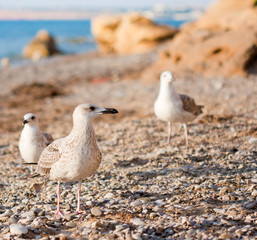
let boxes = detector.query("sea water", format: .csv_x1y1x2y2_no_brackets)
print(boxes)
0,18,187,63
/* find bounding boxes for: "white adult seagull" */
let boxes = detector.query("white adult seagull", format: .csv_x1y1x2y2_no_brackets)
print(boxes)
154,71,203,145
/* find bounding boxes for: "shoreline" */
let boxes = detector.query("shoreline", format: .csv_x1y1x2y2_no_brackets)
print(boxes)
0,50,158,96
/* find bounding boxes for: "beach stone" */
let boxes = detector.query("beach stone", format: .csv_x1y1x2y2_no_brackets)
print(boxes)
65,204,71,211
38,210,45,216
86,200,94,207
245,201,256,209
10,223,28,235
21,210,35,218
2,209,13,217
66,222,77,228
104,192,115,199
91,207,102,216
220,233,232,239
130,200,143,207
32,219,44,228
130,218,144,226
251,190,257,197
91,221,103,228
22,199,29,204
8,217,19,224
0,216,8,221
247,137,257,144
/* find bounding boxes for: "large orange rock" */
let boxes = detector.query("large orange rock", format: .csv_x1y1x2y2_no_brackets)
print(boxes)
144,0,257,78
91,13,178,54
23,30,61,60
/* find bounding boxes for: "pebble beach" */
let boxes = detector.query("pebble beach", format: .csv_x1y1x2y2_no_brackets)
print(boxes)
0,50,257,239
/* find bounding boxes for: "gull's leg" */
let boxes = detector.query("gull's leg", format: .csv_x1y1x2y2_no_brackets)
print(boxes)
76,180,86,214
54,181,64,218
167,122,171,144
182,123,188,146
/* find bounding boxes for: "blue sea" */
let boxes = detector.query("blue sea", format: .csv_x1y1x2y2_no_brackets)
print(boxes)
0,18,188,63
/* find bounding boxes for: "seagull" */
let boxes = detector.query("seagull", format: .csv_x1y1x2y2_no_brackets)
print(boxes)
154,71,203,145
19,113,54,172
36,103,118,218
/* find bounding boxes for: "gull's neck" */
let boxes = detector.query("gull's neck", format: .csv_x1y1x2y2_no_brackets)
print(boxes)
158,81,178,101
23,124,39,136
70,117,96,144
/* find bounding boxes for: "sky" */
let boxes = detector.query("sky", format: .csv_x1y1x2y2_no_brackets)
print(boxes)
0,0,216,9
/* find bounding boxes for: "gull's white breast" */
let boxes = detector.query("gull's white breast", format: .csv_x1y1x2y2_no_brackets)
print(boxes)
19,129,43,163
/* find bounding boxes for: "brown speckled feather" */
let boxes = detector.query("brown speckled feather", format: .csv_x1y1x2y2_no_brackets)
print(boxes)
179,94,203,116
37,138,63,175
41,132,54,146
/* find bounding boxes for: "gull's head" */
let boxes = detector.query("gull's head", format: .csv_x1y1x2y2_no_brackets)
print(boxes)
160,71,174,84
23,113,38,126
74,103,118,120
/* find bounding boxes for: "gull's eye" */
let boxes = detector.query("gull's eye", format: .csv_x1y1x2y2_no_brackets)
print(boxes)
31,116,35,120
89,106,96,111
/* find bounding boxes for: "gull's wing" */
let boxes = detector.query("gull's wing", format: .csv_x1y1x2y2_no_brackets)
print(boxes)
41,132,54,146
179,94,203,116
37,138,64,175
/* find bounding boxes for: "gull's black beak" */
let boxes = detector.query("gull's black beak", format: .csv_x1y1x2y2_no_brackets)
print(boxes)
23,119,29,125
101,108,118,114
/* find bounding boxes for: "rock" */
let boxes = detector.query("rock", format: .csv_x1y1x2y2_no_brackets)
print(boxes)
90,207,102,216
143,0,257,79
32,219,44,228
130,218,144,226
247,137,257,144
130,200,143,207
21,210,35,218
92,13,177,54
86,200,94,207
23,29,61,60
1,209,13,217
220,187,229,195
10,224,28,235
8,217,19,224
65,222,77,228
0,216,8,221
245,201,257,209
65,204,71,211
91,221,103,228
251,190,257,197
220,232,232,239
104,192,115,199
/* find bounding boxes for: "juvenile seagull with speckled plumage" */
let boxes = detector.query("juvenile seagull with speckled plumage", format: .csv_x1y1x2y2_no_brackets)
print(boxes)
19,113,54,171
36,103,118,218
154,71,203,145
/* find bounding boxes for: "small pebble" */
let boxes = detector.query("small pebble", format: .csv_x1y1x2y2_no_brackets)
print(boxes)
130,218,144,226
66,222,77,228
10,224,28,235
8,217,19,224
104,192,114,199
91,207,102,216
